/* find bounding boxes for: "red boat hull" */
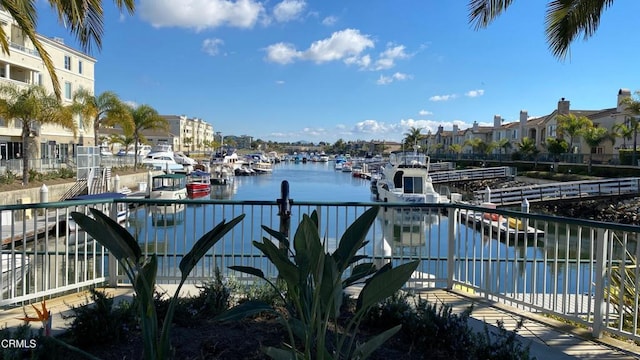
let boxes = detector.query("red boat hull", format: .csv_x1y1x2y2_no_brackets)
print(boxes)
187,183,211,198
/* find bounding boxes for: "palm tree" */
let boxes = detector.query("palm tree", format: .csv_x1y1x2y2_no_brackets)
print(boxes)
403,126,423,148
0,1,135,99
127,104,169,168
0,84,75,185
620,92,640,166
497,138,512,162
545,137,569,165
557,113,592,155
449,144,463,160
184,137,193,152
463,138,484,157
612,122,633,149
72,88,132,147
517,137,540,161
583,126,614,174
468,0,615,59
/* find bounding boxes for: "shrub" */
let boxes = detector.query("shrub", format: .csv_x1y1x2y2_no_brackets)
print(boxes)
70,208,244,359
220,206,419,359
62,288,137,347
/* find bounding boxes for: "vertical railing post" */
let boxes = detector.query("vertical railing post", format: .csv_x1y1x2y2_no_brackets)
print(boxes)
447,206,456,290
593,228,608,338
277,180,292,248
107,201,119,286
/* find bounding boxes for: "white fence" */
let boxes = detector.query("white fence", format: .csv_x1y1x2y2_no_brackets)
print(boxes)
1,198,640,343
475,177,640,205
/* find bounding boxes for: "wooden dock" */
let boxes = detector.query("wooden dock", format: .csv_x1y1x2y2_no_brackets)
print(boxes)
1,211,63,247
474,177,640,206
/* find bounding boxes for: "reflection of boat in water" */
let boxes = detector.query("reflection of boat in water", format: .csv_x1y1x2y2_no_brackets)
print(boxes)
2,253,29,294
377,206,440,249
150,173,187,216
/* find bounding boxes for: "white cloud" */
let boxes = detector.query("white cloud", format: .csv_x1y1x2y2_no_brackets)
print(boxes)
372,44,409,70
139,0,264,30
202,38,224,56
265,42,301,64
273,0,306,22
265,29,374,65
429,94,457,102
275,80,285,85
353,120,391,134
376,72,412,85
344,54,371,68
322,15,338,26
465,89,485,97
418,110,432,116
304,29,374,63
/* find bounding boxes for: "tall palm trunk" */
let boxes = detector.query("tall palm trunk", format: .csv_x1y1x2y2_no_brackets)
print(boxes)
22,124,29,185
94,117,100,147
634,127,638,167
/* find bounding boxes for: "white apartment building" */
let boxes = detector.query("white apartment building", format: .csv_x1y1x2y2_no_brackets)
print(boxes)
161,115,215,153
0,9,95,162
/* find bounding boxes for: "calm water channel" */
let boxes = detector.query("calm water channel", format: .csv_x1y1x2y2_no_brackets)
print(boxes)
122,161,596,294
11,161,612,304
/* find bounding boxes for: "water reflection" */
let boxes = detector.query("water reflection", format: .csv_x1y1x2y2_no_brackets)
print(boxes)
376,206,440,257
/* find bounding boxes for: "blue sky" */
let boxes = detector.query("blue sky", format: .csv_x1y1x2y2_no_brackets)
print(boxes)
35,1,640,143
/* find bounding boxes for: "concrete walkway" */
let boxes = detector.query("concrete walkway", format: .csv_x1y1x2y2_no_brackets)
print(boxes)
1,286,639,359
418,289,640,359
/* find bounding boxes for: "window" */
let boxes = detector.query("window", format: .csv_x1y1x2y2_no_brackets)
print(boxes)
548,124,556,137
78,60,82,74
403,177,423,194
64,81,71,99
36,73,42,85
64,55,71,70
512,129,518,139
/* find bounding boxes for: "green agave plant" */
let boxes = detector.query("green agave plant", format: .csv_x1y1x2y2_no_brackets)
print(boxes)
218,206,419,359
70,209,244,359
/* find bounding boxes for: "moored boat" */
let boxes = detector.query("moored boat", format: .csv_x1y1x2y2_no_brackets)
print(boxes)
375,151,448,204
150,173,187,215
186,170,211,198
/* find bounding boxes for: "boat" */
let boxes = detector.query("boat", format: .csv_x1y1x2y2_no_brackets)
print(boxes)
141,151,185,173
211,164,234,185
211,150,247,173
2,253,29,294
174,151,198,166
64,192,130,232
458,204,545,241
375,151,449,204
150,173,187,215
186,170,211,198
251,160,273,174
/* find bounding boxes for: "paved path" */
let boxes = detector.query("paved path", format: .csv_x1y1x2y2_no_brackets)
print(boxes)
418,288,640,359
1,286,639,359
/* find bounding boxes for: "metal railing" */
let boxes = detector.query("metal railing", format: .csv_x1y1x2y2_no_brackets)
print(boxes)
1,193,640,342
476,177,640,205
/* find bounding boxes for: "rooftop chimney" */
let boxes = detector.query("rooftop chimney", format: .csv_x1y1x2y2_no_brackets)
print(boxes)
558,98,570,115
493,115,502,128
618,88,631,112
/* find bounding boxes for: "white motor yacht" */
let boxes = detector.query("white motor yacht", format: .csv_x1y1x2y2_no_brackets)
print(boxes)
375,151,448,204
